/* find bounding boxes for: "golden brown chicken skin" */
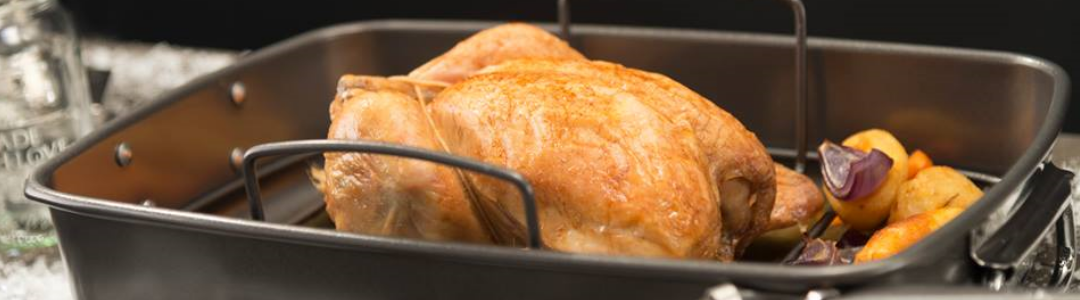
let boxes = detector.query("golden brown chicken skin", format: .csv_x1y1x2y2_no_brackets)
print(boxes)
430,65,722,258
409,23,586,84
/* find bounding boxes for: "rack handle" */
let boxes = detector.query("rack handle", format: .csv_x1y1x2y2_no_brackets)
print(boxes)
239,139,545,249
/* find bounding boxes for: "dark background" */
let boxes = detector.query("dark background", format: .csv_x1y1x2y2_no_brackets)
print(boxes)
59,0,1080,131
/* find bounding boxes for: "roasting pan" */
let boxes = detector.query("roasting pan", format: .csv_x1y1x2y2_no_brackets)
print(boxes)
23,19,1073,299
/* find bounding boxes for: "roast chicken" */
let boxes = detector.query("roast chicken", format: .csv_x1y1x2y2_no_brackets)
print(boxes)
321,23,816,261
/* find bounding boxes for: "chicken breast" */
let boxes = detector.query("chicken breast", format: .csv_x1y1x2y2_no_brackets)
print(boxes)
431,64,722,258
409,23,586,84
479,59,776,257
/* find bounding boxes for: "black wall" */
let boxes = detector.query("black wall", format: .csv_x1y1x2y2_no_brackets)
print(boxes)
60,0,1080,131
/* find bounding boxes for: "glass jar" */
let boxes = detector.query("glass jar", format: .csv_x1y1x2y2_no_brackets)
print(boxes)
0,0,90,298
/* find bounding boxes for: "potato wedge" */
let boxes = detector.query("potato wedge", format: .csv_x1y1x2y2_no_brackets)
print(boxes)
889,166,983,224
825,129,909,231
855,207,962,263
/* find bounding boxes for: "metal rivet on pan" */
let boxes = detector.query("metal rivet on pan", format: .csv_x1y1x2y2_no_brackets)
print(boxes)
230,82,246,106
114,142,133,167
141,199,156,207
230,147,244,173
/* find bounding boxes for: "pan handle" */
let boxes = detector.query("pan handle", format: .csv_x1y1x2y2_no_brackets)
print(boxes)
239,139,545,250
972,162,1074,289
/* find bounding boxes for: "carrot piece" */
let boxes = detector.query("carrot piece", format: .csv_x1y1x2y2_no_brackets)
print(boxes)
907,150,933,179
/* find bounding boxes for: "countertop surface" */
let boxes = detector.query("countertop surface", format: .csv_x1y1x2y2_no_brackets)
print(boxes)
1055,134,1080,165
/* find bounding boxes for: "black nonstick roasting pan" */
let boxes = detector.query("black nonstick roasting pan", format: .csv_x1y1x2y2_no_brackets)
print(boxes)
23,10,1075,300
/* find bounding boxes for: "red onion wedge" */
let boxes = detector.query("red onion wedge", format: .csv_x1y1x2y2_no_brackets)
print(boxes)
819,141,893,201
789,238,860,266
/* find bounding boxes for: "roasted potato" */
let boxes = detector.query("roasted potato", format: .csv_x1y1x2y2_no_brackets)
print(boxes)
855,207,962,263
825,129,909,232
889,166,983,224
